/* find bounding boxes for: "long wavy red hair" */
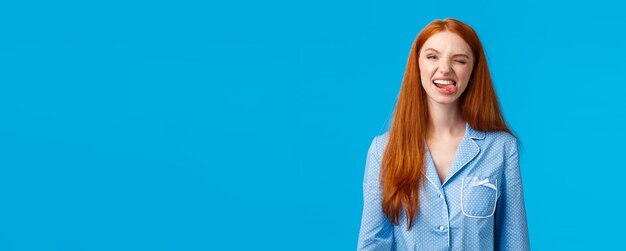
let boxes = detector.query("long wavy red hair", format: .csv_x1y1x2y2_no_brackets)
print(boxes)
381,18,514,229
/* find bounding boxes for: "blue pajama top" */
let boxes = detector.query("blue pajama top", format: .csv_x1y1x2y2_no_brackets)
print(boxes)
357,122,530,250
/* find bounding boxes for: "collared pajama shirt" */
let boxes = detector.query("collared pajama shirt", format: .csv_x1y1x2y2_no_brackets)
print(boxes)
357,122,530,251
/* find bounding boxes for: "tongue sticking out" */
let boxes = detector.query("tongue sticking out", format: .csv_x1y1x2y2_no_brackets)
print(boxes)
435,83,457,94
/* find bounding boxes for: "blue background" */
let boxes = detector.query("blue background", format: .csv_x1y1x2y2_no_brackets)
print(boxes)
1,0,625,250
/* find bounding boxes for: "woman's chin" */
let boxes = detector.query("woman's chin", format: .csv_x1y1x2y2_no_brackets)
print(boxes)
428,95,460,105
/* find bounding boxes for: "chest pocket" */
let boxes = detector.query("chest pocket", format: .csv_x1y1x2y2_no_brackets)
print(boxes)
461,176,498,218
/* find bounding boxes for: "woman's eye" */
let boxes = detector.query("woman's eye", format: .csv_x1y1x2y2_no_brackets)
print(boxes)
426,55,437,60
455,60,467,64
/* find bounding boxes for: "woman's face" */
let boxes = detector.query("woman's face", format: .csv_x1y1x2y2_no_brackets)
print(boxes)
418,31,474,105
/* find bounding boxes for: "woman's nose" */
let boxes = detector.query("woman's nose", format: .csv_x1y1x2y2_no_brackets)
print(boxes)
438,61,452,74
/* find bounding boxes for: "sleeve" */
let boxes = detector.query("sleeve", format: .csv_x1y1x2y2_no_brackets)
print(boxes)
494,139,531,250
357,136,394,251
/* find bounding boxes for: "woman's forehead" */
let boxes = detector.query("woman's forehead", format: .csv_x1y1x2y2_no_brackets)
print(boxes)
422,32,472,55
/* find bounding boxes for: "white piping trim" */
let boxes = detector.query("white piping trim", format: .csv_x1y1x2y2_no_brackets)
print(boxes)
422,146,442,196
424,173,441,194
461,176,498,219
424,173,450,248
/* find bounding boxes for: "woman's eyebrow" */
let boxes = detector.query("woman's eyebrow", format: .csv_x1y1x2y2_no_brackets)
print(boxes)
424,48,469,58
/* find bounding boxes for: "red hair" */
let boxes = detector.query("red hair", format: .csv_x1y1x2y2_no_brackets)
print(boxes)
381,18,514,229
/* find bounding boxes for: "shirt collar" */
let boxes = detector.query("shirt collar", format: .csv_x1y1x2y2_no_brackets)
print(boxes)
424,121,485,188
467,121,486,140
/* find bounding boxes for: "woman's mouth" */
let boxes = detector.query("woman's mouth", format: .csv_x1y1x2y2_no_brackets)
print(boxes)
432,79,458,94
432,79,456,86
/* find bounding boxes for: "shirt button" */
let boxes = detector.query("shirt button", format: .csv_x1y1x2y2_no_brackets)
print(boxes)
439,194,443,199
439,225,444,231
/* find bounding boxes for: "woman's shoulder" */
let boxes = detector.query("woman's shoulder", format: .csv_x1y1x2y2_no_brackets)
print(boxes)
482,130,519,157
374,131,390,145
483,130,517,144
363,132,390,180
367,131,390,160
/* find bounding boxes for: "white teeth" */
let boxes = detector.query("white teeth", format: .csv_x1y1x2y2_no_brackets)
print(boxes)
433,79,455,85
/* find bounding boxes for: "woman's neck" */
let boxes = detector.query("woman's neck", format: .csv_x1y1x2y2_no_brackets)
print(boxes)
427,100,465,140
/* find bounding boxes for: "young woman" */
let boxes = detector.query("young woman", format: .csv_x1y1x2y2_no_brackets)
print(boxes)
357,18,530,250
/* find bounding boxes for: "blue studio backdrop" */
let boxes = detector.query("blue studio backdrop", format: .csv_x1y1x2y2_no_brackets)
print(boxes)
1,0,625,250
